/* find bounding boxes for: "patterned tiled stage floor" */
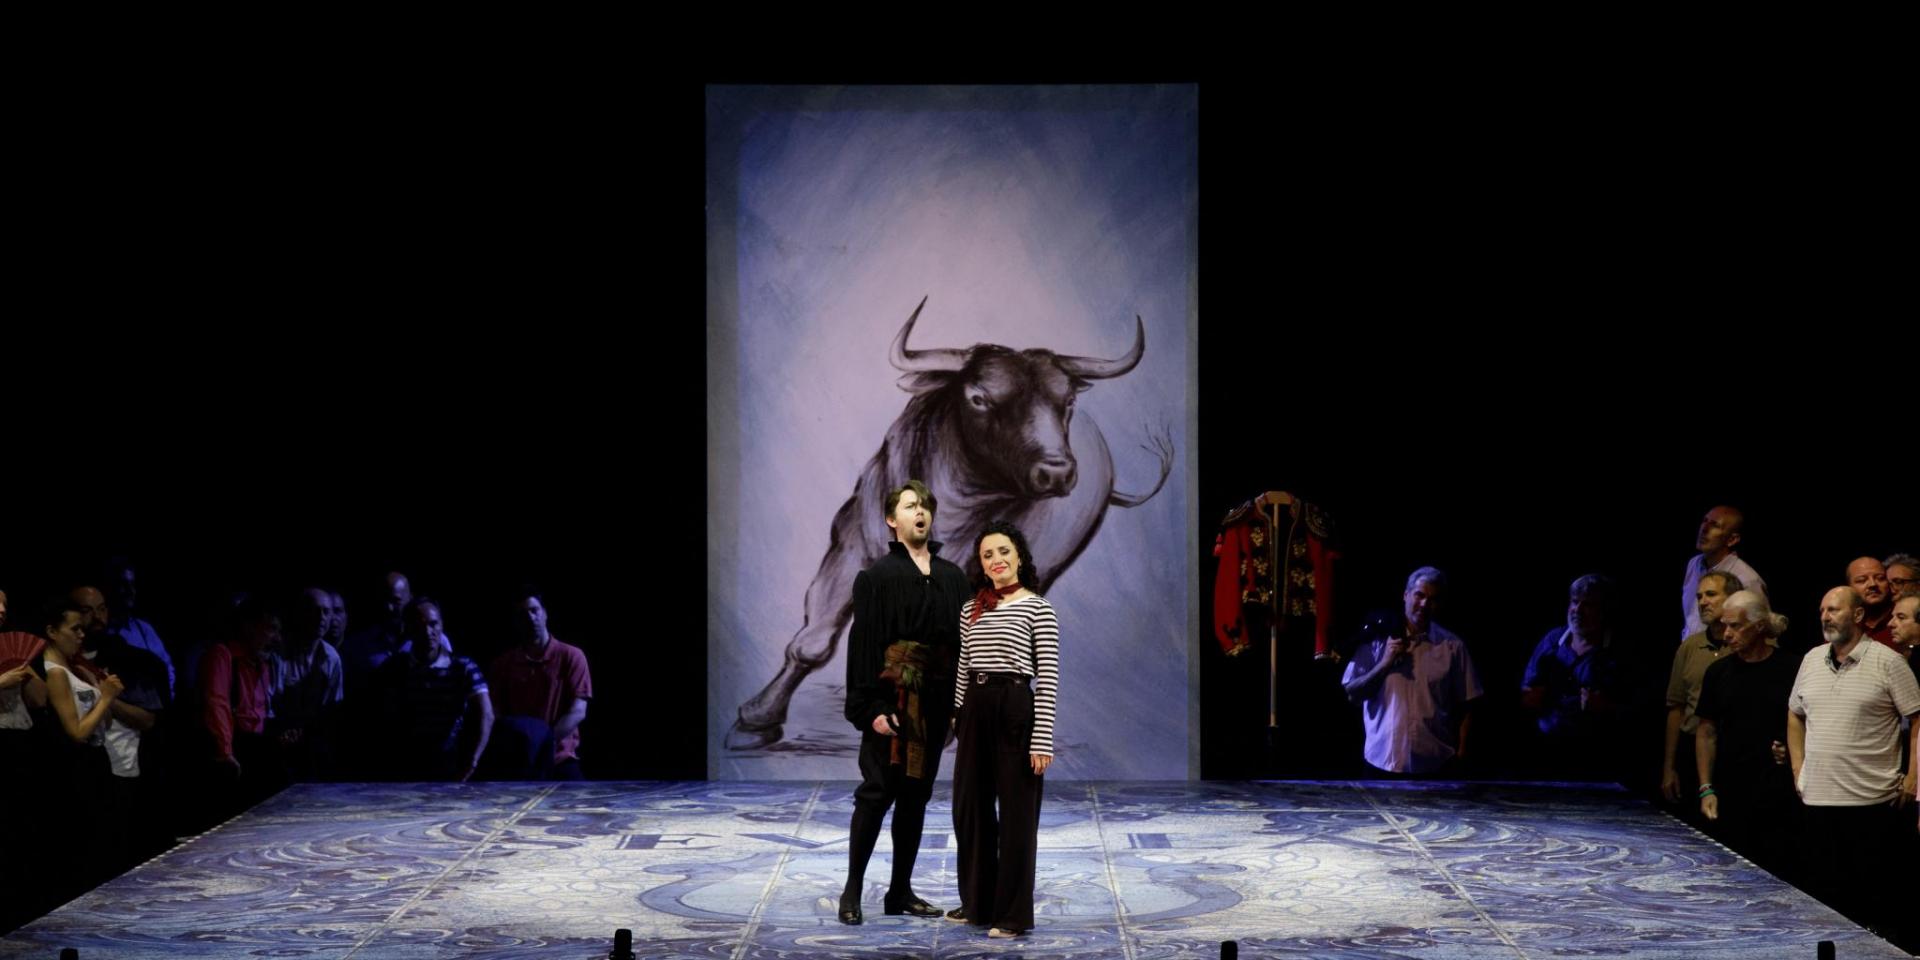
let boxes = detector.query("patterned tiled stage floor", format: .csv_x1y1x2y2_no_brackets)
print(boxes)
1,780,1904,959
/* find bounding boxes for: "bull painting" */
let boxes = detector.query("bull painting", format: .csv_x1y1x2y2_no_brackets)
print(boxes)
726,296,1172,750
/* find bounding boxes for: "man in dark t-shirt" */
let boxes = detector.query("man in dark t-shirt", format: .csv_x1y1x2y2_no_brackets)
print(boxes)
1694,591,1800,877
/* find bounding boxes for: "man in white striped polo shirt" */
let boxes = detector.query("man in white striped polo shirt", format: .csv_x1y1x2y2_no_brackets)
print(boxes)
1786,585,1920,940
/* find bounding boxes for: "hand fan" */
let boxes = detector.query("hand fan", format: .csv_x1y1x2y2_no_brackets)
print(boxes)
0,631,46,673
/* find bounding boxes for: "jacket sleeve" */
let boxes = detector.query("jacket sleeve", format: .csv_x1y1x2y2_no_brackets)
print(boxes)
843,569,892,731
1309,537,1339,658
1212,525,1247,653
1028,603,1060,757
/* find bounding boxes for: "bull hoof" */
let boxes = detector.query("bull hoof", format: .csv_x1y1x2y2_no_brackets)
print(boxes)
725,719,784,750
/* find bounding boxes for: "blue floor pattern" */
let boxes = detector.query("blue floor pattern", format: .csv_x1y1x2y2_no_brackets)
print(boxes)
0,780,1905,959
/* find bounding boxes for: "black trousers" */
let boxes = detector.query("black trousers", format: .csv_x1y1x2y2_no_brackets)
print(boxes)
1800,802,1904,941
1708,767,1801,884
953,675,1044,930
482,715,556,780
843,723,943,907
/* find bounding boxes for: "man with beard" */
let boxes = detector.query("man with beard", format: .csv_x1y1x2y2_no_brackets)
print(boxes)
1523,575,1630,778
1680,506,1767,640
81,598,174,861
70,585,165,751
1787,586,1920,942
837,479,969,926
1848,556,1898,648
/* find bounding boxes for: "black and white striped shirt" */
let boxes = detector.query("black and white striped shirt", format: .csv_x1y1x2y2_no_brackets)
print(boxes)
955,595,1060,757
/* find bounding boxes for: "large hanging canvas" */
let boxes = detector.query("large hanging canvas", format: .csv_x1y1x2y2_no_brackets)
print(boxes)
708,85,1197,779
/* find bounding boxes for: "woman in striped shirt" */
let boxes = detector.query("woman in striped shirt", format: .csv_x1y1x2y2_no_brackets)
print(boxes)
948,520,1059,939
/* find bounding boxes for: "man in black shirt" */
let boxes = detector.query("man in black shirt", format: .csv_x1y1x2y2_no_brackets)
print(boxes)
838,479,970,925
1694,590,1800,879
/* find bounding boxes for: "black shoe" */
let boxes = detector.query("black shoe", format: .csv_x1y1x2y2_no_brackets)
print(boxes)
838,904,862,925
883,896,942,918
944,907,968,923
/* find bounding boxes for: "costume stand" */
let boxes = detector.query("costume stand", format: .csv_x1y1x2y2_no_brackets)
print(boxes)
1212,491,1340,731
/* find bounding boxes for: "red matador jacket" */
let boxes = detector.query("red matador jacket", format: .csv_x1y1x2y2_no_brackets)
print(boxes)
1212,493,1339,658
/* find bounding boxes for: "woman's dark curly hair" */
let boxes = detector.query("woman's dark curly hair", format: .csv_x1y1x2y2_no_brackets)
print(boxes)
971,520,1042,594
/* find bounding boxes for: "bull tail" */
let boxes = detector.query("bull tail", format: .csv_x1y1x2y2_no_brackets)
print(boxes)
1109,419,1175,508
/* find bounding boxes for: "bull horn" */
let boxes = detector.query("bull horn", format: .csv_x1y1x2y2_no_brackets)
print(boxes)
888,296,968,373
1056,316,1145,379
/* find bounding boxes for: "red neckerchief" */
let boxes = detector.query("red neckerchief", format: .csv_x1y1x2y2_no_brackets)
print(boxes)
969,582,1025,624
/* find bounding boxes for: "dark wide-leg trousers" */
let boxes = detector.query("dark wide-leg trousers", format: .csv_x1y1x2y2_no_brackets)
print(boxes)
953,675,1044,930
843,725,942,908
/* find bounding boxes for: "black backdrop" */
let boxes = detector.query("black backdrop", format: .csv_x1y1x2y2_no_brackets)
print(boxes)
1196,75,1898,782
7,73,1896,785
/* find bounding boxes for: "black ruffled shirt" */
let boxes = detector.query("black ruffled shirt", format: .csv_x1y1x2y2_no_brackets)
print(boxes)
843,540,970,737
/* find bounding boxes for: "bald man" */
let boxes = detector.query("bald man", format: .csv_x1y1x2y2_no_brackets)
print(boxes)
343,571,416,680
1848,557,1897,648
1787,586,1920,939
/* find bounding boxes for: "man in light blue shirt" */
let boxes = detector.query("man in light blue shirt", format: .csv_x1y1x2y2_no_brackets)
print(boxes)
1341,567,1483,775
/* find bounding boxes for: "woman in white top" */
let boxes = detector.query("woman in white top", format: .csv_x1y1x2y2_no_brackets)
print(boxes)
41,599,128,767
948,520,1060,939
34,598,141,907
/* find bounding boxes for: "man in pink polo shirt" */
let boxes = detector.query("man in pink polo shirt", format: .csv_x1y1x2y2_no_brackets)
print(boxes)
488,586,592,779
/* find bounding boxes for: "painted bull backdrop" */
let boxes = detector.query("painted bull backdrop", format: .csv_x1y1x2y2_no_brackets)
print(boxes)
726,297,1172,752
708,85,1196,779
